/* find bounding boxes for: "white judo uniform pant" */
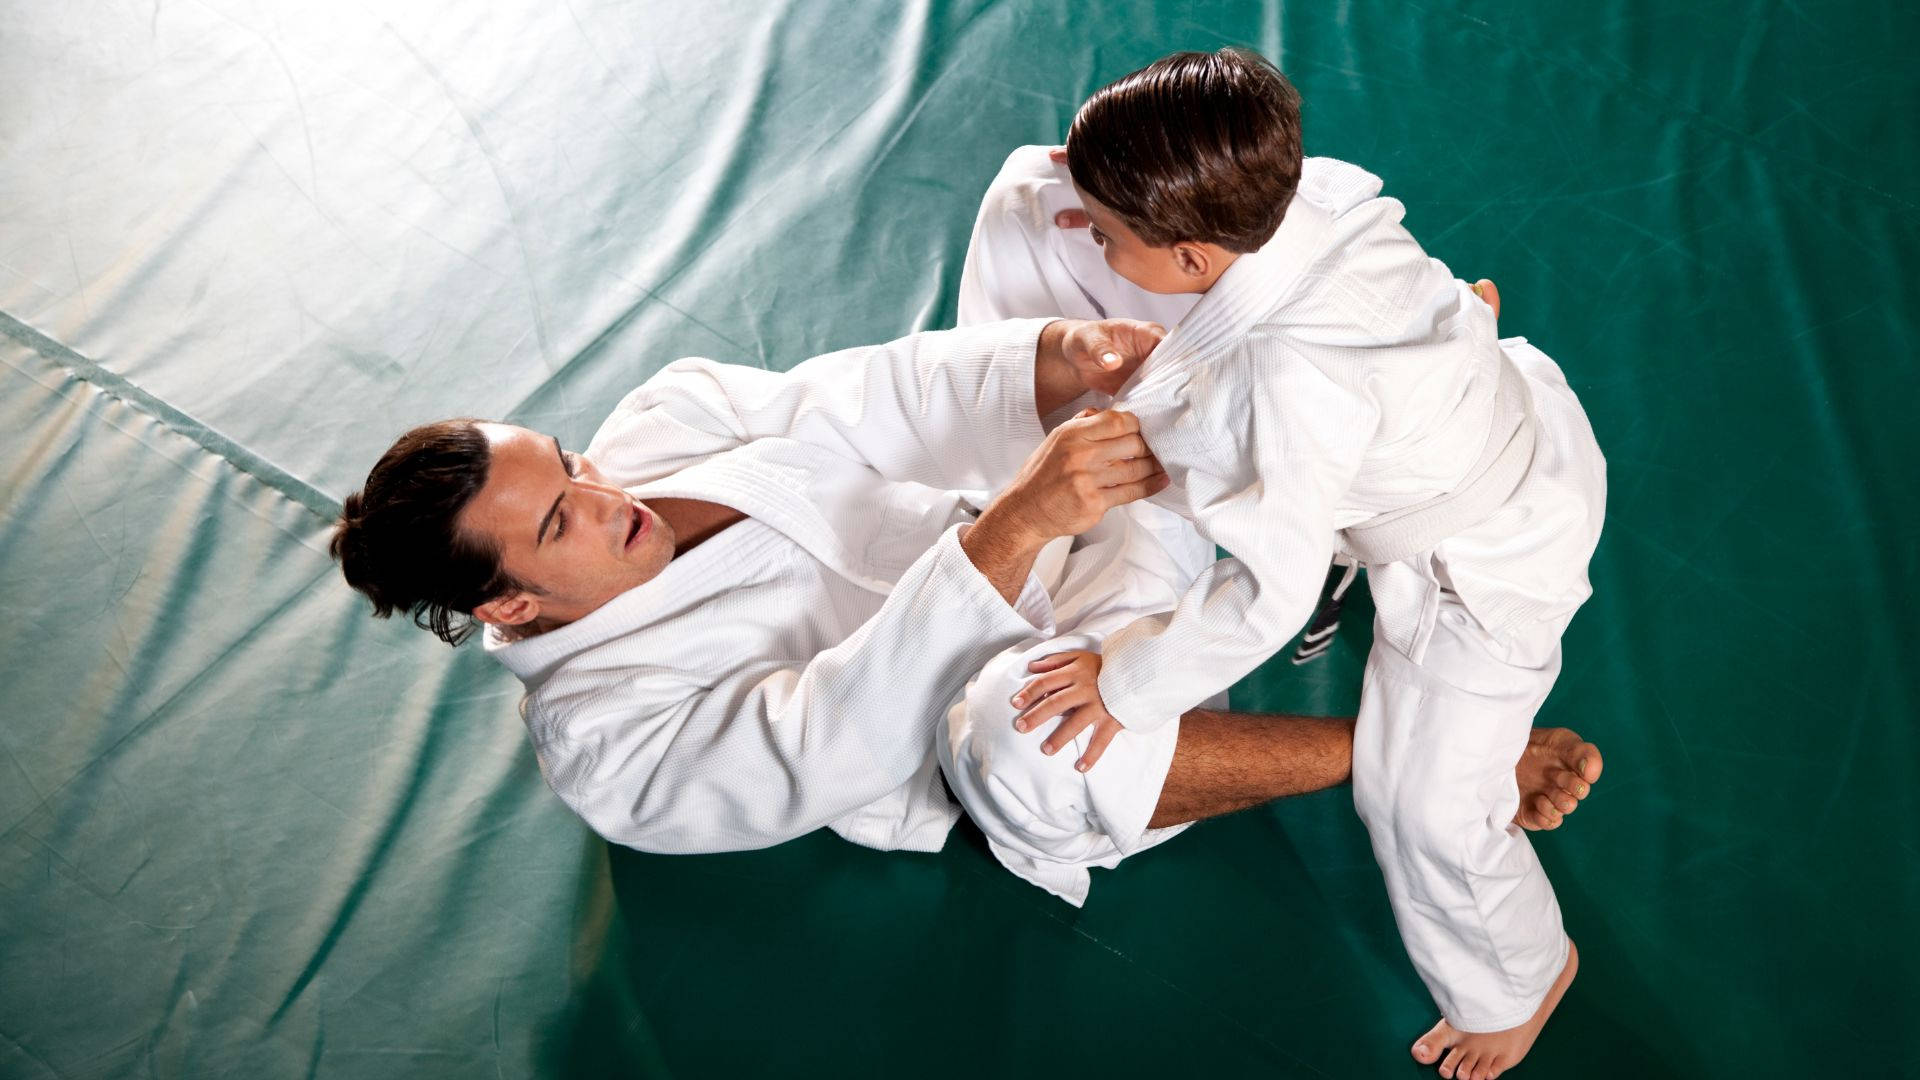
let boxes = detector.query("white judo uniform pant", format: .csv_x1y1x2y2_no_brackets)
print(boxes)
1350,339,1604,1031
954,169,1606,1032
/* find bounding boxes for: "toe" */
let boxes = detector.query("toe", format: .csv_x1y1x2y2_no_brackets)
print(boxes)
1412,1019,1452,1064
1420,1014,1443,1060
1553,768,1591,800
1439,1045,1464,1078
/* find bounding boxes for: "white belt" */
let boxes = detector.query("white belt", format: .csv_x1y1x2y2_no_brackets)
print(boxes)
1338,353,1538,567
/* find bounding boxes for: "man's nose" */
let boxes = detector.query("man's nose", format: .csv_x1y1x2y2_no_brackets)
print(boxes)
581,480,626,520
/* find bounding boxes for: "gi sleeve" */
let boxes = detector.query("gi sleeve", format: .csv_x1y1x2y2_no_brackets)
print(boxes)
529,525,1055,854
957,146,1084,326
585,319,1055,495
1096,335,1380,731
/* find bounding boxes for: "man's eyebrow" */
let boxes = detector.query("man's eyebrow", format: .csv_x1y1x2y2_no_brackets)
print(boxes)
536,438,568,546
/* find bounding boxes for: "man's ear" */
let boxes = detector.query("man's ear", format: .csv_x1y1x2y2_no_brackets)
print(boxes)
1173,242,1214,280
474,590,540,628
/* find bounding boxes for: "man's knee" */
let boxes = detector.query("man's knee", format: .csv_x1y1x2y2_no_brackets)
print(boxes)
978,145,1062,227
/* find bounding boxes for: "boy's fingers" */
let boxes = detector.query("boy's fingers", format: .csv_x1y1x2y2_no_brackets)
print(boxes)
1026,652,1079,674
1048,146,1068,164
1011,670,1073,711
1009,676,1053,712
1040,709,1096,755
1077,719,1123,772
1054,207,1091,230
1015,689,1082,734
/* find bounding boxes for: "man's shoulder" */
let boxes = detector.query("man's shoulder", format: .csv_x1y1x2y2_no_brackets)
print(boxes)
519,637,701,739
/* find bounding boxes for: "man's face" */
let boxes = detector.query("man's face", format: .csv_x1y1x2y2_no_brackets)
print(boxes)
1072,184,1198,295
458,423,677,629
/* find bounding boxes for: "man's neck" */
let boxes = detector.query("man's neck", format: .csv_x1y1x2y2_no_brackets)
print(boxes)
652,497,748,556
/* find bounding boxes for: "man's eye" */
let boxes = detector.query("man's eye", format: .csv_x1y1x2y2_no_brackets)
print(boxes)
564,452,579,478
555,513,566,540
1089,227,1106,246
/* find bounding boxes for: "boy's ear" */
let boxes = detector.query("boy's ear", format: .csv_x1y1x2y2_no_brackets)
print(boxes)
1173,242,1214,280
474,590,540,628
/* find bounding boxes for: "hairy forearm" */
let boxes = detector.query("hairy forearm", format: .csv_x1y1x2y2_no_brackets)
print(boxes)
1032,319,1084,418
959,506,1047,606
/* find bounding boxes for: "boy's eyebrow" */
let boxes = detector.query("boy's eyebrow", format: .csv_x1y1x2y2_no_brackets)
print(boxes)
536,437,567,546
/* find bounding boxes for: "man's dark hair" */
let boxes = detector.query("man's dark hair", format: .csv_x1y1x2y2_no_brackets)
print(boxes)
330,419,531,647
1066,47,1304,254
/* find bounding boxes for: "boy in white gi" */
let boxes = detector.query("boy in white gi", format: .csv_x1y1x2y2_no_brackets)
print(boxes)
956,50,1606,1080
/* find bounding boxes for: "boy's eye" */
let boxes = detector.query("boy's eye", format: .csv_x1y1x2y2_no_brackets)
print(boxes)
1088,226,1107,247
564,452,580,478
555,512,566,540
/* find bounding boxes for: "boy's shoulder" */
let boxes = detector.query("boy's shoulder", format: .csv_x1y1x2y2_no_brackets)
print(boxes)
1299,156,1395,220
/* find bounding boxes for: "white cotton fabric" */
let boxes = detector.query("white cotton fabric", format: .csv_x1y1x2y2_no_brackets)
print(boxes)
487,322,1066,855
958,147,1607,1030
937,501,1221,906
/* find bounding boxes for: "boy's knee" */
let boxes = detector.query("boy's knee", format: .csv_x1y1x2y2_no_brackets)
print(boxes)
978,145,1065,226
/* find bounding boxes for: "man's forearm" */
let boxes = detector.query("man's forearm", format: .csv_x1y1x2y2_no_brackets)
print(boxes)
959,505,1048,606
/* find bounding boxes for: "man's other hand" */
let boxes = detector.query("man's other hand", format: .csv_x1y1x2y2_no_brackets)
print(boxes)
1010,649,1125,772
1062,319,1166,396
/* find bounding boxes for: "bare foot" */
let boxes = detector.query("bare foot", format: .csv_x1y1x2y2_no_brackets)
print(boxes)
1411,940,1578,1079
1512,727,1602,831
1472,278,1501,320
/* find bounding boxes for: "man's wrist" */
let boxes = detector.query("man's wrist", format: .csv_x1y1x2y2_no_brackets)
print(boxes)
967,500,1048,559
1032,319,1084,418
960,502,1050,605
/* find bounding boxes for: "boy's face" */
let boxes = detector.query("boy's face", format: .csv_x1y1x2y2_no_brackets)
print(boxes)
1071,183,1223,295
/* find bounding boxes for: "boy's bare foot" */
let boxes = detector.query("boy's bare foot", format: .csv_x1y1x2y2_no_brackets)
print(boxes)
1411,940,1578,1079
1472,278,1501,320
1513,727,1602,831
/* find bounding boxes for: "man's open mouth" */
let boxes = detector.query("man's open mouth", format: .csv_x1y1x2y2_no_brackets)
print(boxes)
624,502,646,549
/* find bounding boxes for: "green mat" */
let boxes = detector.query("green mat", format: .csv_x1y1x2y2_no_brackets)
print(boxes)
3,1,1914,1076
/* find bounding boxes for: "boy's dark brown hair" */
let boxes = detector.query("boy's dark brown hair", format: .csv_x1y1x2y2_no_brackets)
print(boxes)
330,419,532,646
1066,48,1303,253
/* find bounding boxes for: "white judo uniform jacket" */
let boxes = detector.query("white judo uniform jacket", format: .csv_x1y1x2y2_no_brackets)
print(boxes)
486,321,1068,855
958,147,1608,1032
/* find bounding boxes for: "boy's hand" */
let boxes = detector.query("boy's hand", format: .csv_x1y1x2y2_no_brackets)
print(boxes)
1009,649,1126,772
1062,319,1165,395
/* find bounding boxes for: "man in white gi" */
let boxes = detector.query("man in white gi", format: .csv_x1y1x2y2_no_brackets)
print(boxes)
953,50,1608,1080
330,319,1600,905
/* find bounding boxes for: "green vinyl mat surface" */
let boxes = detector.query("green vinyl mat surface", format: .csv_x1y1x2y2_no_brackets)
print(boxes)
2,1,1915,1076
